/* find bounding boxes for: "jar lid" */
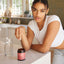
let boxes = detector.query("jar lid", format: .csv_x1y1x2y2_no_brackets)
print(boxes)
17,48,25,53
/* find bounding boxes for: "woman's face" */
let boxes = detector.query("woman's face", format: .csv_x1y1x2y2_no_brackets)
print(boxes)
32,2,49,23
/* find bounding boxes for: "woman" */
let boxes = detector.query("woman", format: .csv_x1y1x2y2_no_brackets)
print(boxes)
15,0,64,63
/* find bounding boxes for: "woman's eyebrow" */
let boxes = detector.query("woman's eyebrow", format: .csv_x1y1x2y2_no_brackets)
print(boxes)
32,7,47,10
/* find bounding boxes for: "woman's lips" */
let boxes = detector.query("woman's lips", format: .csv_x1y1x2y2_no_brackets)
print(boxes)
35,17,40,20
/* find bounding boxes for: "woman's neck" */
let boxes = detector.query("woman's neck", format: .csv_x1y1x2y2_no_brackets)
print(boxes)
37,17,46,31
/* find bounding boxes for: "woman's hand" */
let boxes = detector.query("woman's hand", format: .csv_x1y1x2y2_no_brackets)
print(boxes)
15,26,26,40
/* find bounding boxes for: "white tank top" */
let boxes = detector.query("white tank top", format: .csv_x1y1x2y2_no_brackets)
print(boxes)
28,15,64,47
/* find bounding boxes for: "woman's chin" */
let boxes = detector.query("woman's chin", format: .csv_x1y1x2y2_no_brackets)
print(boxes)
35,20,41,23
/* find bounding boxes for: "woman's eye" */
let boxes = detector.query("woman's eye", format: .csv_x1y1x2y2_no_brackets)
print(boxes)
41,10,45,12
32,9,37,11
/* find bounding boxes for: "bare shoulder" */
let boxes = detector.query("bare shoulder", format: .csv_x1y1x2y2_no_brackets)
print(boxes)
48,21,60,28
47,21,60,36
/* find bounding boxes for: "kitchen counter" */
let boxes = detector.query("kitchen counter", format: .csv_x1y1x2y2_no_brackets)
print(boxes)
0,49,51,64
0,24,51,64
0,23,27,29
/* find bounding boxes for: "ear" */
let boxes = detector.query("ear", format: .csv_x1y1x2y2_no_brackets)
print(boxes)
46,8,49,15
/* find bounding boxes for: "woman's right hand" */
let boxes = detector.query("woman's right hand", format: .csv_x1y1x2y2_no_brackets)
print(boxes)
15,26,25,40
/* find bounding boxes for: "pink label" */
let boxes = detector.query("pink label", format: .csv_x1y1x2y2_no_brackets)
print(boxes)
18,53,25,60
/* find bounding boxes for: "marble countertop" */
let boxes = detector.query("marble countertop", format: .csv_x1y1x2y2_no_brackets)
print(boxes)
0,49,51,64
0,23,27,29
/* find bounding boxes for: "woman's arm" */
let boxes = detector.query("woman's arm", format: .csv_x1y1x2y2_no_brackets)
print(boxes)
31,21,60,53
21,27,34,50
15,26,34,51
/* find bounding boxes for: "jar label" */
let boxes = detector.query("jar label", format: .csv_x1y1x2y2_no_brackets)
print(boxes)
18,53,25,60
